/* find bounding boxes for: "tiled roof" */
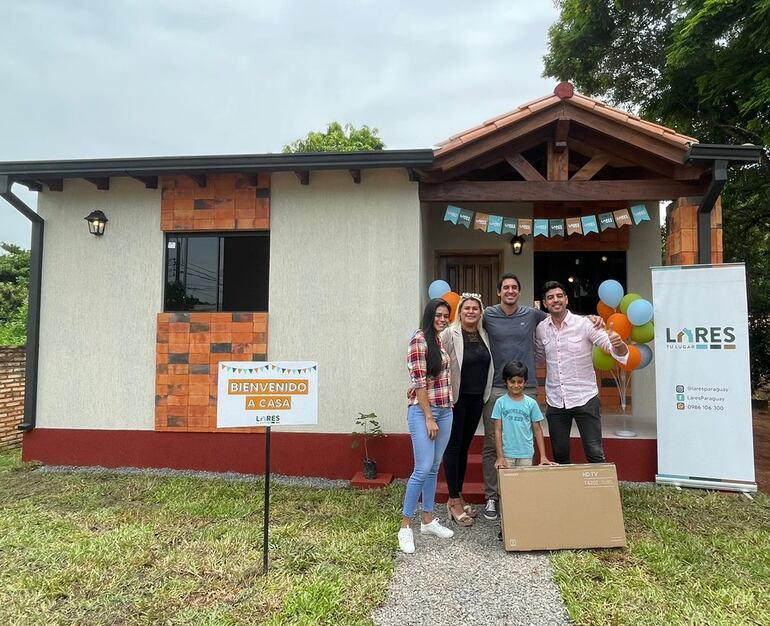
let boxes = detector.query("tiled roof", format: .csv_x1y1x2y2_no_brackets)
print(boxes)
434,83,698,156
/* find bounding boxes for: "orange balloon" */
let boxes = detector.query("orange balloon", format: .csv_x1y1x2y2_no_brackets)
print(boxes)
620,344,642,371
441,291,462,322
597,301,616,321
606,313,632,341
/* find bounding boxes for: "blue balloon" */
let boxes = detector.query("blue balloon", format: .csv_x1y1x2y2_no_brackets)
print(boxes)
637,343,653,369
598,280,624,309
428,280,451,299
627,299,654,326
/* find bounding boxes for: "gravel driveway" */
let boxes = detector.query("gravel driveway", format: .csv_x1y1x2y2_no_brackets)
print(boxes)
372,513,571,626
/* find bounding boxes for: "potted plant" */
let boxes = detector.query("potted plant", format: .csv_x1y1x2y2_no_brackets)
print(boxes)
351,412,386,479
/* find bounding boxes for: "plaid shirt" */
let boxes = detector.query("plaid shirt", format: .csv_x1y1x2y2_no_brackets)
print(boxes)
407,330,452,408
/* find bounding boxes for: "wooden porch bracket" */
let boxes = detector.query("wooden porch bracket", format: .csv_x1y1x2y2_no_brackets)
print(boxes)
505,153,545,181
294,171,310,185
130,175,159,189
570,153,609,181
189,174,207,188
349,169,361,184
85,177,110,190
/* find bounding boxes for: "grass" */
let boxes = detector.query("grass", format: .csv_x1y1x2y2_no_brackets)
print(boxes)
551,484,770,626
0,448,402,626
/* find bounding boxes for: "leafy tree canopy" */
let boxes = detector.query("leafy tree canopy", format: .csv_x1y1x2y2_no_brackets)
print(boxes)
0,242,29,345
282,122,384,153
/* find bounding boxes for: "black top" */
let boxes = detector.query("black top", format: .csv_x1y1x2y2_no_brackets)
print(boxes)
459,330,491,396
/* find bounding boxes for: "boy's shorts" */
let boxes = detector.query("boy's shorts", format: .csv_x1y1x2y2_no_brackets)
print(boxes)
503,457,533,468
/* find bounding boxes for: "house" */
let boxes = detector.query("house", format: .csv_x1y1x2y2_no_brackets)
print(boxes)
1,83,760,482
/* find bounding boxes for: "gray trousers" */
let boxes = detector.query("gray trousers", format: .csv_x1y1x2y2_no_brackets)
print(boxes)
481,386,538,500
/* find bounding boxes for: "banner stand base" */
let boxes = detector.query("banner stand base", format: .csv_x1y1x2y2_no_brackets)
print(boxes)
656,474,757,493
614,430,637,438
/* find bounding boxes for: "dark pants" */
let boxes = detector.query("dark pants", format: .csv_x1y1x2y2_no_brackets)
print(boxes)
545,395,605,464
443,392,484,498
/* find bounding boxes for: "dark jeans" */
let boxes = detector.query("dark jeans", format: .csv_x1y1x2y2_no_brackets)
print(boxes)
545,395,605,464
443,392,484,498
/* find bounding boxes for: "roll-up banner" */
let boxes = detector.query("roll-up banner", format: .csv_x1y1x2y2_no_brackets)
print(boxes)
652,264,756,492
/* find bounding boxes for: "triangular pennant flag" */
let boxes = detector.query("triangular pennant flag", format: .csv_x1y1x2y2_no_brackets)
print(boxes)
444,205,461,224
487,215,503,234
474,213,489,231
613,209,632,227
517,219,533,236
502,217,517,235
630,204,651,224
581,215,599,235
598,212,616,231
566,217,582,236
457,208,473,228
534,219,549,237
549,219,565,237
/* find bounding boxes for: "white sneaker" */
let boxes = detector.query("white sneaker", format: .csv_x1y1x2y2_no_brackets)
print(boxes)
483,498,498,520
420,518,454,539
397,527,415,554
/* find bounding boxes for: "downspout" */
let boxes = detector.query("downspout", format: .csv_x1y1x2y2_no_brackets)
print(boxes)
696,160,728,265
0,175,42,431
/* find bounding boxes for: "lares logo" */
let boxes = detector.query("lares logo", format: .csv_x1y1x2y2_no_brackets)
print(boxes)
665,326,736,350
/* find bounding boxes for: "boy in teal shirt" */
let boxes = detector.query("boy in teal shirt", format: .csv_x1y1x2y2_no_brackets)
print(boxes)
492,361,556,468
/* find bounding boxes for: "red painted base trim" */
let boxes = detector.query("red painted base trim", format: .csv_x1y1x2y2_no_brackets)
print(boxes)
22,429,657,482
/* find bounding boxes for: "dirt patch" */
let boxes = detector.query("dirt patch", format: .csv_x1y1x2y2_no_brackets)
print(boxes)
754,410,770,494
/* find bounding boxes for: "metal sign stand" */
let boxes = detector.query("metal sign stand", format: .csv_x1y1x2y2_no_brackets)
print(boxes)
262,426,271,576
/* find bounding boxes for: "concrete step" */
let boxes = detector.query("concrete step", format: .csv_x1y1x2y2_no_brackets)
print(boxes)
435,481,486,504
438,452,485,484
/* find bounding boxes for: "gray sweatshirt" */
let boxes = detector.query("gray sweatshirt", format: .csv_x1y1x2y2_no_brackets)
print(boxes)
483,304,547,388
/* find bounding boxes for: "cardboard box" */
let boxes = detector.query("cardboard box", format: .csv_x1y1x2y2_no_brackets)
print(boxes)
499,463,626,551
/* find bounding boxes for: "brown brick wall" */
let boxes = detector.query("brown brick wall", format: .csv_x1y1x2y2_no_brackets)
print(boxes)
0,347,25,449
666,196,723,265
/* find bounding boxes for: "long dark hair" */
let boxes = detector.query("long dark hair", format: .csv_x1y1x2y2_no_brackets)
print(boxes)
421,298,450,377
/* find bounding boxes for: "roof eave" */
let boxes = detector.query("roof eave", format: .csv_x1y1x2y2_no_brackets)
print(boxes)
686,143,763,165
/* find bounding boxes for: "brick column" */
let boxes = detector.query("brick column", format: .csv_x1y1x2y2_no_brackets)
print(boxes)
0,347,25,450
666,196,724,265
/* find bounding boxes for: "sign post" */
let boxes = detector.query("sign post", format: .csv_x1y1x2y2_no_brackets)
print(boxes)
652,264,756,492
216,361,319,574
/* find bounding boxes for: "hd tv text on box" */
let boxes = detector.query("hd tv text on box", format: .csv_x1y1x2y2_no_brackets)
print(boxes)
228,379,309,410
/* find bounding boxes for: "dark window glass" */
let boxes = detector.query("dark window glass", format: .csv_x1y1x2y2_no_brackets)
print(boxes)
164,233,269,312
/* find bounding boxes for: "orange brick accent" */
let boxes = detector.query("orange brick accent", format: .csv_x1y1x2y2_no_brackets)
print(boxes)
155,312,268,433
0,347,25,450
160,174,270,232
666,196,723,265
536,365,631,413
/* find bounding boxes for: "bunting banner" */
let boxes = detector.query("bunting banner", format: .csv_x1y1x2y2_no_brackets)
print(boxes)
630,204,651,224
518,219,533,236
473,212,489,231
502,217,517,235
487,215,503,234
566,217,583,236
613,208,632,228
581,215,599,235
598,212,616,231
458,208,473,228
444,205,461,224
534,219,549,237
549,219,565,238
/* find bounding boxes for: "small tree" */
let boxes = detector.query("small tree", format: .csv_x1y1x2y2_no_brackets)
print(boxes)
282,122,384,153
0,243,29,345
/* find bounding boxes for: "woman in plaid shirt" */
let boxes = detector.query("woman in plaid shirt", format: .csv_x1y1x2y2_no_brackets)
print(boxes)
398,298,456,554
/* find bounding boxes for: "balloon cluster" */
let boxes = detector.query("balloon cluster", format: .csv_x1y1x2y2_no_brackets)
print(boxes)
428,280,462,322
592,279,654,372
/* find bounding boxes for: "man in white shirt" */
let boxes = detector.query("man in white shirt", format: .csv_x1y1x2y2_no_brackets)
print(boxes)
534,281,628,464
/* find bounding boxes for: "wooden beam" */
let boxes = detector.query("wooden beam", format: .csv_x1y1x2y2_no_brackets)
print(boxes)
554,119,570,152
130,175,158,189
85,177,110,190
46,179,63,192
419,179,707,203
407,169,421,182
294,171,309,185
189,174,207,188
349,169,361,184
505,153,545,182
568,129,674,178
570,153,609,181
547,141,569,181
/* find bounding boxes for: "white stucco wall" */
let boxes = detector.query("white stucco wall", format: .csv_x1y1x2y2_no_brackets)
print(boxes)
626,201,661,429
36,178,162,429
269,169,422,434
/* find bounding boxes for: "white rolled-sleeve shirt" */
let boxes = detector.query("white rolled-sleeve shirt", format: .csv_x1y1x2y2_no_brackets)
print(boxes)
535,311,628,409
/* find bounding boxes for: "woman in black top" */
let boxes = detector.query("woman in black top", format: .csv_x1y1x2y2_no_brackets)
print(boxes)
439,293,493,526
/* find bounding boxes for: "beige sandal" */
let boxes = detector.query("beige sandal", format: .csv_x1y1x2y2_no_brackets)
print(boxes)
446,503,474,527
463,503,478,518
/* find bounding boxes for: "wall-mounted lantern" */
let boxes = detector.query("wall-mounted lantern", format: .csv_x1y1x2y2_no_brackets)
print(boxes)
84,210,108,236
511,235,525,256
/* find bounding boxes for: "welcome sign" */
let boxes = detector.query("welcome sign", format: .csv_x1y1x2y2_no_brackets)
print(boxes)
216,361,318,427
652,264,755,492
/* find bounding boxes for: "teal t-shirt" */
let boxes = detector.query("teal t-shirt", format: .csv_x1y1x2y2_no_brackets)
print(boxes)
490,394,544,459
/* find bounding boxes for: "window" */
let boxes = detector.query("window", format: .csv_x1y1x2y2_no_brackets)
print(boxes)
164,233,269,312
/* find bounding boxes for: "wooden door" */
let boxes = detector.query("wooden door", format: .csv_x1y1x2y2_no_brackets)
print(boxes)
435,252,501,308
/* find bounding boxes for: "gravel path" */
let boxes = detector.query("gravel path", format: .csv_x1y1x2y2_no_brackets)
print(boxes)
372,512,571,626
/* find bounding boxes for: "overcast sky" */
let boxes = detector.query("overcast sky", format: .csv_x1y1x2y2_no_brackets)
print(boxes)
0,1,561,248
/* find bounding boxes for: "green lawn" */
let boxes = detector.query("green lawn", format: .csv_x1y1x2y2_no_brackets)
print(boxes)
551,484,770,626
0,449,401,626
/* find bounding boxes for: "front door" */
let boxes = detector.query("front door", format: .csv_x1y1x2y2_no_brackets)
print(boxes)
436,252,501,308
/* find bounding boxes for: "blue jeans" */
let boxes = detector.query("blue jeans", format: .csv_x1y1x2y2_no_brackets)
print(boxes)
402,404,453,517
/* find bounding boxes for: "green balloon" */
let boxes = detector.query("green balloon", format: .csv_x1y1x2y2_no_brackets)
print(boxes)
620,293,642,314
631,321,655,344
592,346,616,371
